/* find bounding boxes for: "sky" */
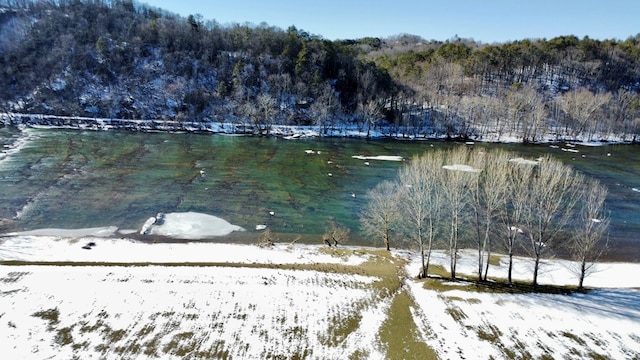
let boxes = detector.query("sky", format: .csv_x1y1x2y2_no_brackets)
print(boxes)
138,0,639,44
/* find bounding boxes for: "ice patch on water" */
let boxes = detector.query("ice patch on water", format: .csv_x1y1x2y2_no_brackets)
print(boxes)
147,211,244,239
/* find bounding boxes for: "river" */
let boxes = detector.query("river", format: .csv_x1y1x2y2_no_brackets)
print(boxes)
1,127,639,261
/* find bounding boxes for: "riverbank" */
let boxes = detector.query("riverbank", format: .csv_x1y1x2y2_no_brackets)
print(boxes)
2,112,637,144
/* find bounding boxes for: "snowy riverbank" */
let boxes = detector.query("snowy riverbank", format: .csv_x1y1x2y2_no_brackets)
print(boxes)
1,237,639,359
2,112,637,144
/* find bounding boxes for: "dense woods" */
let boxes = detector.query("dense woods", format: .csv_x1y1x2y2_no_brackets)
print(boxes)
1,0,639,141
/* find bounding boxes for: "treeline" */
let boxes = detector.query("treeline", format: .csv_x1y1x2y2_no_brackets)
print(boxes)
360,147,609,289
1,0,640,141
0,0,393,130
364,34,640,141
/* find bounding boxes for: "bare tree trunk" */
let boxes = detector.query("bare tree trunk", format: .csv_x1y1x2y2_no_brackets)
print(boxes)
521,156,584,288
570,179,609,290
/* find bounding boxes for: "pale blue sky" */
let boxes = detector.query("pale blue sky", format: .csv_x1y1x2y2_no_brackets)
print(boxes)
139,0,639,43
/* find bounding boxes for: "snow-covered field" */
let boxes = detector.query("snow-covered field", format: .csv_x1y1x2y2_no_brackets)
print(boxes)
1,215,640,359
1,265,386,359
405,250,640,359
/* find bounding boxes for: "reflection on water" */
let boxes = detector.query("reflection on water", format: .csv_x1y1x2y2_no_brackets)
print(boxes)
0,128,639,260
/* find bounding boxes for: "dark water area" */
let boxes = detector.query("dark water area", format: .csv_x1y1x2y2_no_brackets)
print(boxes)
0,127,639,261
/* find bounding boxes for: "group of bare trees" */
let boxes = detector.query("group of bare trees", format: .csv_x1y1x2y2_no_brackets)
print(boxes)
360,146,609,289
372,34,640,142
386,70,640,142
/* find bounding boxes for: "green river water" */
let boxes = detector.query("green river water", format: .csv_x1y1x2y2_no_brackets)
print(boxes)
1,127,639,260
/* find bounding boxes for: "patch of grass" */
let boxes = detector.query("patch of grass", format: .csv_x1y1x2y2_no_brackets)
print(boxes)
184,313,198,321
317,246,360,259
72,340,90,351
584,332,608,348
210,340,230,360
105,328,127,343
536,340,554,358
359,250,404,296
379,290,437,360
561,331,587,346
136,324,155,337
321,310,364,347
79,318,107,333
445,305,468,322
163,331,196,357
480,275,586,295
477,324,502,342
421,277,471,292
348,350,370,360
0,271,29,283
488,254,502,266
32,308,60,328
284,325,306,341
142,335,161,357
425,264,449,278
114,341,141,356
55,326,74,346
586,352,610,360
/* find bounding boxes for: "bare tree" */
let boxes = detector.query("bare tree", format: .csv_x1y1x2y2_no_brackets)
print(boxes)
557,87,611,139
570,179,609,290
358,99,384,138
508,85,546,142
397,152,445,278
310,82,339,135
520,156,584,287
257,229,277,247
441,147,478,279
499,158,536,284
322,219,350,247
356,66,378,135
360,180,400,251
609,88,640,141
256,93,276,135
468,149,510,281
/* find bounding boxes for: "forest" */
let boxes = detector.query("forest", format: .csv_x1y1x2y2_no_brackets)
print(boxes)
1,0,639,141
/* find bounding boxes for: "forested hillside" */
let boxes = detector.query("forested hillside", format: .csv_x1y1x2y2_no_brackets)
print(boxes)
1,0,639,141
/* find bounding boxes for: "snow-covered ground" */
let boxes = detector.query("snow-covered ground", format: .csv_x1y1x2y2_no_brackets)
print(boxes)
1,265,387,359
1,213,639,359
404,250,640,359
1,223,640,359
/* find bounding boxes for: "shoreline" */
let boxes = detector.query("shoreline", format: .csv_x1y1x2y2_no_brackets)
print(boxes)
1,209,633,263
2,112,638,145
